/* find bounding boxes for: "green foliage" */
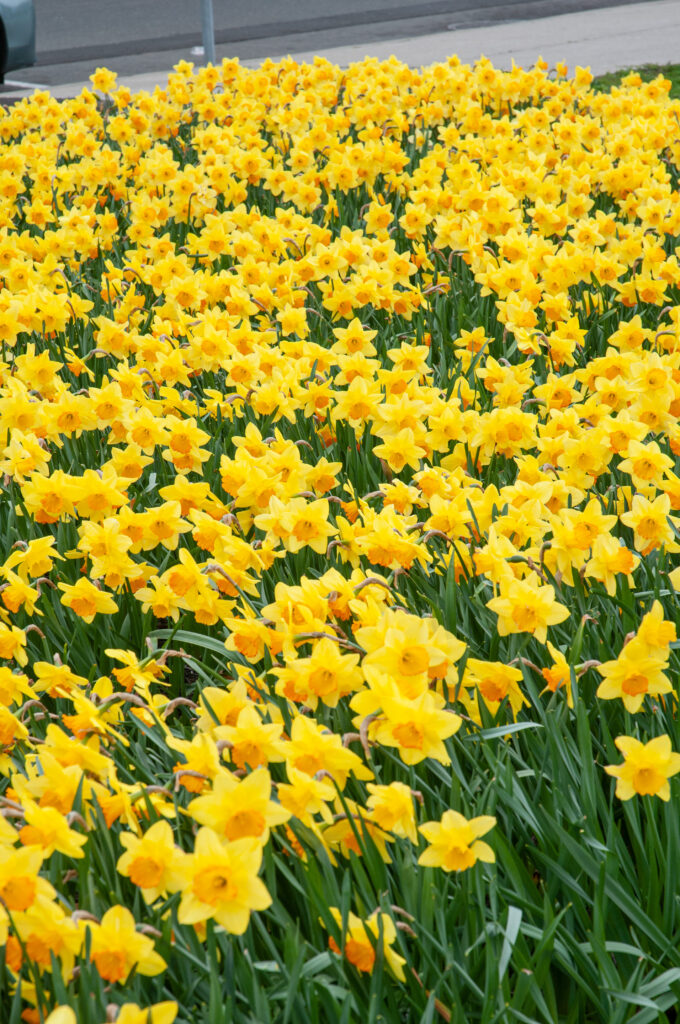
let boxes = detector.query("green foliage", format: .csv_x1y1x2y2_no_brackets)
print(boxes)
592,63,680,98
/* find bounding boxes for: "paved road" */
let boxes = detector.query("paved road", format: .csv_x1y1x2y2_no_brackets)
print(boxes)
35,0,547,57
16,0,650,87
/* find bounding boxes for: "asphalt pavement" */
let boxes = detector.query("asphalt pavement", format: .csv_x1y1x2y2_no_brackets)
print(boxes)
2,0,677,97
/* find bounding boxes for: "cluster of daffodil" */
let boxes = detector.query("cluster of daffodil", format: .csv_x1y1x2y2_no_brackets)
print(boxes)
0,52,677,1022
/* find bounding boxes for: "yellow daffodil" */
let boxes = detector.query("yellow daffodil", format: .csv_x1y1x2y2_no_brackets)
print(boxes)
327,907,406,981
605,735,680,800
177,827,271,934
418,811,496,872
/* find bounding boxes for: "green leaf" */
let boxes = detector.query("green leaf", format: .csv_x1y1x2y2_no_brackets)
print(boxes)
498,906,523,983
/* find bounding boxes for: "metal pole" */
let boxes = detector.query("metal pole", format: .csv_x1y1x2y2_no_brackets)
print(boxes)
201,0,217,65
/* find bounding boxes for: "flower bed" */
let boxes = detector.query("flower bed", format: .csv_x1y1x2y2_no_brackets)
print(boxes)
0,55,679,1023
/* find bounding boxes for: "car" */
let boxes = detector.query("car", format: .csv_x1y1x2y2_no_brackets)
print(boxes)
0,0,35,81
